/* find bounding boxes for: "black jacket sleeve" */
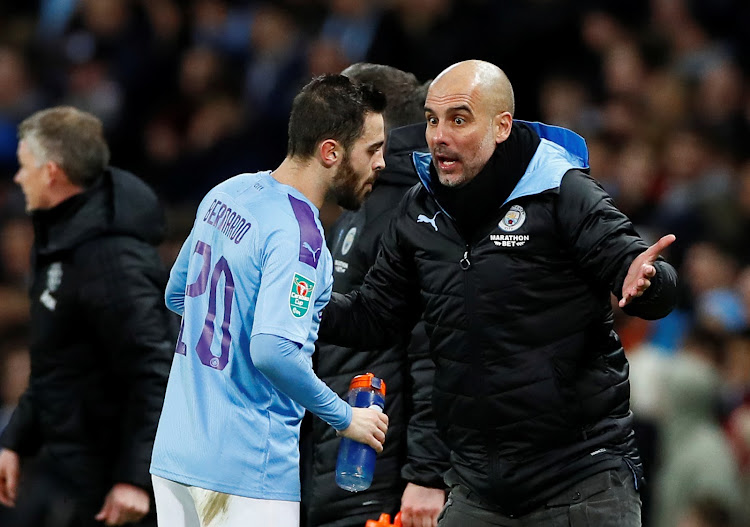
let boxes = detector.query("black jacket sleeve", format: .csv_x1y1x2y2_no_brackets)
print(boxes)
320,194,423,347
0,388,42,456
401,321,450,488
556,170,677,320
82,237,175,490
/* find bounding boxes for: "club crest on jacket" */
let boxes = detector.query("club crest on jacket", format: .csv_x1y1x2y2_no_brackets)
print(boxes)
341,227,357,255
499,205,526,232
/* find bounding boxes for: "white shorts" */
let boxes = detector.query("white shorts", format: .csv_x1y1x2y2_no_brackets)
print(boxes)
152,475,299,527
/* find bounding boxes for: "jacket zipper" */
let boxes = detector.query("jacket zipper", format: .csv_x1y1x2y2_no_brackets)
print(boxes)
460,241,494,470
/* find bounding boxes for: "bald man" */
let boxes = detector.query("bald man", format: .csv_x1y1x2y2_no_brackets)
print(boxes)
319,60,678,526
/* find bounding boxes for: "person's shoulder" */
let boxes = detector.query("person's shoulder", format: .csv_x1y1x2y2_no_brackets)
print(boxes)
252,196,319,250
209,171,269,199
369,181,427,234
201,171,290,222
559,169,603,196
405,180,430,205
74,231,162,279
106,166,161,213
557,169,617,220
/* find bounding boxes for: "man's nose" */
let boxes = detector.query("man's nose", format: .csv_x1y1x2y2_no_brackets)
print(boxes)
373,151,385,172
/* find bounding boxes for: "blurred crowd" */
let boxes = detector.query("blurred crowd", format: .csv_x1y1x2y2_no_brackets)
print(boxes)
1,1,750,526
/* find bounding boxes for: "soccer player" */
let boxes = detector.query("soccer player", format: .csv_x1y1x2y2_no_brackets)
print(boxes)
149,75,389,527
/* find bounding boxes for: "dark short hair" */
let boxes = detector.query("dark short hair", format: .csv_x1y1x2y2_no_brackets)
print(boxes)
287,74,386,159
342,63,428,132
18,106,109,188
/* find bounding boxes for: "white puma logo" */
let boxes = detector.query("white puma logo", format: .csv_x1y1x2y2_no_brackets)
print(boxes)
417,211,442,231
302,242,322,263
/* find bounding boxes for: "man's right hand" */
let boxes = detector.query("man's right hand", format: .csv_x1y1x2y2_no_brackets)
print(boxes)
0,448,20,507
338,407,389,452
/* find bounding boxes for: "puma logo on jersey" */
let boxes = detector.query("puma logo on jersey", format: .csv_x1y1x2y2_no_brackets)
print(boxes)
417,211,442,231
302,242,322,264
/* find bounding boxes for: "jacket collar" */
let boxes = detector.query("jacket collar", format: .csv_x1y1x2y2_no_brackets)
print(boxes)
413,120,590,208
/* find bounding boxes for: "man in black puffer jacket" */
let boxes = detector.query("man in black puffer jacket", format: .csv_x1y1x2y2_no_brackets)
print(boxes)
302,64,450,527
0,106,175,527
320,61,678,526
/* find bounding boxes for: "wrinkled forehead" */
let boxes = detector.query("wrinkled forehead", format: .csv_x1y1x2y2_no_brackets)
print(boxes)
426,75,483,113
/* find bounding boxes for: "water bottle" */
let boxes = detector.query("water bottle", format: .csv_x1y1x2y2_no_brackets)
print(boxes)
335,372,386,492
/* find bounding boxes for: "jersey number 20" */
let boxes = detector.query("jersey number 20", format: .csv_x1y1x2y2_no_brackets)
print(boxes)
175,240,235,370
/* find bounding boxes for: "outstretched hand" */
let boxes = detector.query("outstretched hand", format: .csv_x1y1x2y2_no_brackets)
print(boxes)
619,234,676,308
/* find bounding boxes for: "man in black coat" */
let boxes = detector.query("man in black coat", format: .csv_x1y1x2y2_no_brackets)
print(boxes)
301,64,449,527
0,106,175,526
319,60,678,526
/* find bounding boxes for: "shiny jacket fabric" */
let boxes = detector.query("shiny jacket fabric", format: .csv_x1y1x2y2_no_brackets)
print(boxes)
320,122,678,516
0,168,175,497
304,124,449,527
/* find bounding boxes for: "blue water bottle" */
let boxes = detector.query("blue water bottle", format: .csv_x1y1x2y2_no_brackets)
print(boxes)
335,372,386,492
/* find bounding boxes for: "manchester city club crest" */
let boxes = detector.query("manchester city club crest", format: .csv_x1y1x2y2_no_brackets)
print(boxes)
499,205,526,232
289,273,315,318
341,227,357,255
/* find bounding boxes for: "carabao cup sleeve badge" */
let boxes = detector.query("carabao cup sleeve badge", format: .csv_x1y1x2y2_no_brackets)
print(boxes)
289,273,315,318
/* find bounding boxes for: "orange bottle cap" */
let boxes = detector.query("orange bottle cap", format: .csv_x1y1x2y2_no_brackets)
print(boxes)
365,513,401,527
365,513,390,527
349,372,386,396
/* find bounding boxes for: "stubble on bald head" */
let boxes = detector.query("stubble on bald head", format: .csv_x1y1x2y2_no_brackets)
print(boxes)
430,60,515,118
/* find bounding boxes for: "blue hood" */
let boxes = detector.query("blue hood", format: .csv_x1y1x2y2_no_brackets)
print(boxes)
412,120,589,206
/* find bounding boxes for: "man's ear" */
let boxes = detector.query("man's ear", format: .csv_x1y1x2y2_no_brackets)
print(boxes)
494,112,513,144
45,161,79,190
44,160,63,187
319,139,340,168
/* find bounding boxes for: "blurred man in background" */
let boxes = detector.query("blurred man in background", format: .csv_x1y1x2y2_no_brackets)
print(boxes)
0,106,175,526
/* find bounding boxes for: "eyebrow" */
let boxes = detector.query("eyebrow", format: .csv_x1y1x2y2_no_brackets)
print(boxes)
424,104,473,115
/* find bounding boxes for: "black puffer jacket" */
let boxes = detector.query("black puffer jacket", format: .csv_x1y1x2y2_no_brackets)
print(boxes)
0,167,176,496
304,124,449,527
320,122,678,516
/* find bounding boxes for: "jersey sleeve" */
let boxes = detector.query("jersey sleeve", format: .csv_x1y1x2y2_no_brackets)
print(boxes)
165,228,195,315
251,333,351,430
251,225,323,345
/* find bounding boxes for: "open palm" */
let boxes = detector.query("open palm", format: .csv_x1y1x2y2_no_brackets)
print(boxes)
619,234,676,308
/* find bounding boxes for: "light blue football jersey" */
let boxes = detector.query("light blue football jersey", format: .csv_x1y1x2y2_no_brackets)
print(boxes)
150,172,337,500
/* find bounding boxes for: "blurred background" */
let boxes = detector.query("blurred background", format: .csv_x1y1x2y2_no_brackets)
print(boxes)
1,1,750,526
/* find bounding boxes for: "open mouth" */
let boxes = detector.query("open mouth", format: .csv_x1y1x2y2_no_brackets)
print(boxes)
436,154,460,171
